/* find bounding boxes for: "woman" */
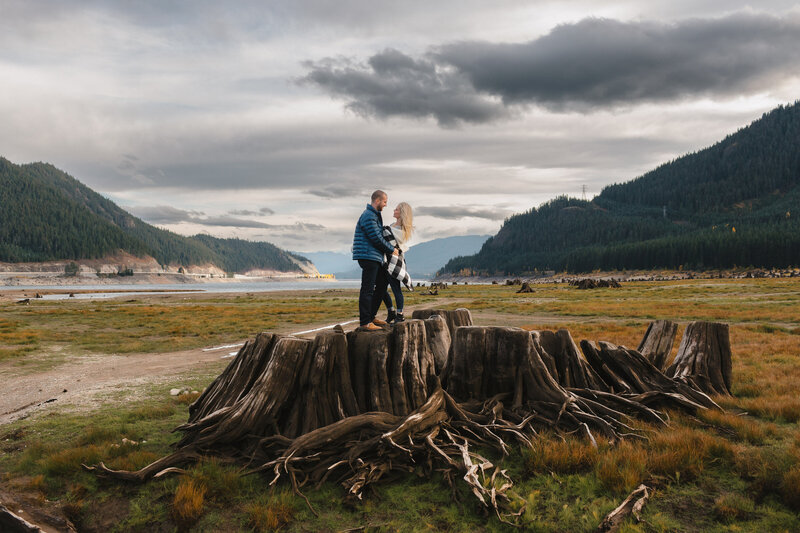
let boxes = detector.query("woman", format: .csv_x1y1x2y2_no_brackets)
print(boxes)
382,202,414,323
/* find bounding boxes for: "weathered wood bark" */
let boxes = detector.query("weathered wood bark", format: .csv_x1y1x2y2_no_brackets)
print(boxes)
537,329,609,391
530,331,559,383
637,320,678,371
411,308,473,337
423,314,451,375
188,333,277,422
666,321,732,396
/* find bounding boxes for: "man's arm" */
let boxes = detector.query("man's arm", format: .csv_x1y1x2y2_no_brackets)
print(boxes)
361,213,396,255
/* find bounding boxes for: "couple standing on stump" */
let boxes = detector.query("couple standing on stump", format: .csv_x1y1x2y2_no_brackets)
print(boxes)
352,190,414,331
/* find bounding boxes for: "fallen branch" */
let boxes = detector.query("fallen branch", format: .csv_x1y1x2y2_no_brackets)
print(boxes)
596,484,650,533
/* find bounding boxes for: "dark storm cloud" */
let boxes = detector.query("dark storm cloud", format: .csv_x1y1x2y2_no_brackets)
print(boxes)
301,49,509,127
436,13,800,108
304,13,800,121
416,205,512,220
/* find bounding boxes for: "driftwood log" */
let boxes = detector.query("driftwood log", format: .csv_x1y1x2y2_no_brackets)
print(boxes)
87,311,733,523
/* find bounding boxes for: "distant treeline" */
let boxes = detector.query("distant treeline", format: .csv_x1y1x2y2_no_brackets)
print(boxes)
443,101,800,274
0,158,307,273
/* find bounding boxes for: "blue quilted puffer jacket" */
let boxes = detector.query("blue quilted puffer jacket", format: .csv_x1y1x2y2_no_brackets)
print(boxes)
352,204,396,262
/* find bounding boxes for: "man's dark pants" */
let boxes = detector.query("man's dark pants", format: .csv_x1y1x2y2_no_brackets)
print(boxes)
358,259,389,326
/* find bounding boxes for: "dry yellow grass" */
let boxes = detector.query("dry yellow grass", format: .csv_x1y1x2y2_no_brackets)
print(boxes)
595,440,648,494
172,477,207,528
647,425,734,481
41,445,102,477
695,409,777,444
244,491,295,532
523,433,599,474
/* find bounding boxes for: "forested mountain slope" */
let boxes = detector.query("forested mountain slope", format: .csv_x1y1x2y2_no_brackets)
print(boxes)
443,101,800,274
0,158,311,273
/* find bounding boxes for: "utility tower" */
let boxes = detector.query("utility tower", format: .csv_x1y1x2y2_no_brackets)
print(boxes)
581,184,587,201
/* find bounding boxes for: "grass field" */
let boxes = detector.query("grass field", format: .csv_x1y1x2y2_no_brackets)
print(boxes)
1,278,799,531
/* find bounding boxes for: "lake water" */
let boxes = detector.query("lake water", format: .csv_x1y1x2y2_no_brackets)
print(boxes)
1,279,373,300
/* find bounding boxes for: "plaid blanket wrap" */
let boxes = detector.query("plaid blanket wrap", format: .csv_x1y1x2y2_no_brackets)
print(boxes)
382,226,413,291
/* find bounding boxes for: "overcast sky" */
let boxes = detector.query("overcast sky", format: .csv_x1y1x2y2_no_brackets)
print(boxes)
2,1,799,252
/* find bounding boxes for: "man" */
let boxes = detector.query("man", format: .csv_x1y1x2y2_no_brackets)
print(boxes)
352,190,399,330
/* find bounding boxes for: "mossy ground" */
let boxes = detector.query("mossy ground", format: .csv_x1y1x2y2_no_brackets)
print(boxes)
1,278,799,531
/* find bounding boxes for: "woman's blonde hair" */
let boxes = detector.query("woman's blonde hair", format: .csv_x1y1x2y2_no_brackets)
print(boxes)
396,202,414,242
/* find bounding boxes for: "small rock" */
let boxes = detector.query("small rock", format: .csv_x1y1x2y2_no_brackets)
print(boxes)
170,388,182,396
191,390,199,394
62,389,67,393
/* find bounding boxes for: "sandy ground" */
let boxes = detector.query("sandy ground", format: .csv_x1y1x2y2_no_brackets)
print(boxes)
0,348,226,425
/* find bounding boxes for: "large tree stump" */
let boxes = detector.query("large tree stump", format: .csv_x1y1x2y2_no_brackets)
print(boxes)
666,322,732,396
88,312,732,525
637,320,678,371
411,308,473,337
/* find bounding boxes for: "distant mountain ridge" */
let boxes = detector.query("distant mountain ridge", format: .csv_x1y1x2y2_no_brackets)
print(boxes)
404,235,490,277
299,234,490,279
0,158,313,274
443,101,800,275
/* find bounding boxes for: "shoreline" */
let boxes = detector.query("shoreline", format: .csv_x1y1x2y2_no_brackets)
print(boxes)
0,271,341,288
